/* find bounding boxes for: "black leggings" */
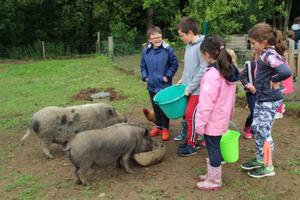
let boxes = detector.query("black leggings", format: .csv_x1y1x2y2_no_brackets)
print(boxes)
149,91,169,129
205,135,222,167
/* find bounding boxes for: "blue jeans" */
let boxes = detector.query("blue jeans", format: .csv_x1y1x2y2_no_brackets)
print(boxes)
204,135,222,167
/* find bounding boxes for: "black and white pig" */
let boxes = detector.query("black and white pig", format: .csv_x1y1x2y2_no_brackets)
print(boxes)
21,103,127,159
65,123,153,186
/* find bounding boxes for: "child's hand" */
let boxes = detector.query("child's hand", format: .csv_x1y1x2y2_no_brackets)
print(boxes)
185,91,191,96
246,83,256,94
270,81,280,89
163,76,168,83
176,79,182,85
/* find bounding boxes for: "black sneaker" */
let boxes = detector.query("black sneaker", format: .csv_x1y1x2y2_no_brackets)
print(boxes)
178,143,200,151
241,158,264,170
178,144,197,157
248,165,275,178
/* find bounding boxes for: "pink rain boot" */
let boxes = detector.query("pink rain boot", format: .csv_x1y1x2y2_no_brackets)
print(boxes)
196,165,222,191
243,127,253,139
198,158,209,181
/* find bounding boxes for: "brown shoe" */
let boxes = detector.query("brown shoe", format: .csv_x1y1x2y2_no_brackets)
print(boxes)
150,127,161,137
161,129,170,141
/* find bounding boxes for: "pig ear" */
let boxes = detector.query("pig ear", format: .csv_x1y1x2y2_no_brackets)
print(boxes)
144,129,149,137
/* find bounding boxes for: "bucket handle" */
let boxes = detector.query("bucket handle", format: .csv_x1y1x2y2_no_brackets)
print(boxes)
230,120,240,133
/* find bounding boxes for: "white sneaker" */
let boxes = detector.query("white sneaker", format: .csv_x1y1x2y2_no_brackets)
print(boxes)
274,112,283,119
282,104,285,113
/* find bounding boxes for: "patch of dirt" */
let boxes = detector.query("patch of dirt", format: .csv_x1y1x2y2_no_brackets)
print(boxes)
0,67,6,72
71,87,127,101
0,105,299,199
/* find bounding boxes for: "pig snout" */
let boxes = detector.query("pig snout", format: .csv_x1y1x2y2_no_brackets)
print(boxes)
135,129,153,153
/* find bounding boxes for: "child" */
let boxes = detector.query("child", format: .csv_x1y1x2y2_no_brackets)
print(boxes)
176,17,207,156
195,35,240,190
241,23,292,178
140,26,178,141
291,16,300,49
240,51,259,139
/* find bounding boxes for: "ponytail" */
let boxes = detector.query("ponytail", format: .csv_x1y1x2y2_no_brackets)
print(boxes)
273,29,287,56
217,48,234,79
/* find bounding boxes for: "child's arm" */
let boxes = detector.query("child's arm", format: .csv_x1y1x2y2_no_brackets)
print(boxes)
240,61,250,87
140,51,148,81
264,52,292,83
185,51,207,95
165,47,178,82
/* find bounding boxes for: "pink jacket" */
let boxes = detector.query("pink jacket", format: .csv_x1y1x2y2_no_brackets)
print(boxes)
195,66,237,136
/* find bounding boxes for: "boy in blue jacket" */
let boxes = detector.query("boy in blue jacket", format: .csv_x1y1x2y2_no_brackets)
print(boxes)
140,26,179,141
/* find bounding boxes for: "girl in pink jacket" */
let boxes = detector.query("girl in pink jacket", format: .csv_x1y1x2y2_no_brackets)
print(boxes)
195,35,240,191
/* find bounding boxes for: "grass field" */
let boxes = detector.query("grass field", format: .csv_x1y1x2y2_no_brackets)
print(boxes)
0,56,148,130
0,55,299,200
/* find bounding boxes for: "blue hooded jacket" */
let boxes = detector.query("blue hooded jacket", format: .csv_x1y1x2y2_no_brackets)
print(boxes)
140,41,178,93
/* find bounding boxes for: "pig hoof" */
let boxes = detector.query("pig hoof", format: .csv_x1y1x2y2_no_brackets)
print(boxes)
125,169,133,174
45,154,54,159
81,181,90,186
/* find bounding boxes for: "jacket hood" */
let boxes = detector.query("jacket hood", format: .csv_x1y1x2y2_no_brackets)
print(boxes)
292,24,300,31
146,41,170,49
209,63,240,83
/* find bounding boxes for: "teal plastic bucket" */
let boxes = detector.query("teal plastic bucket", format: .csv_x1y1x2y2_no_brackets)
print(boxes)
153,84,187,119
220,130,240,163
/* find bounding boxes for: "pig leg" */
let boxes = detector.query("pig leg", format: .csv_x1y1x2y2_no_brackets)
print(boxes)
77,165,91,186
121,151,134,173
71,166,81,185
40,140,53,159
116,157,123,168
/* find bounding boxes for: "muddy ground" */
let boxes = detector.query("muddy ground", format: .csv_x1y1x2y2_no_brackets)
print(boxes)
0,101,299,200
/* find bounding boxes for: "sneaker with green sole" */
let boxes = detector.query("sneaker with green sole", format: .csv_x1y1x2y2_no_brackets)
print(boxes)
241,159,264,170
248,165,275,178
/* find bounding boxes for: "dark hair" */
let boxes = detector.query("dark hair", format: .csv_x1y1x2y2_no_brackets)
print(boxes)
177,17,199,35
287,30,294,39
248,23,286,56
200,35,234,79
147,26,162,39
294,16,300,24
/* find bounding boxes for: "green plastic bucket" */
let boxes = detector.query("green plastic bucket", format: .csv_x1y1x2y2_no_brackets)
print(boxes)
220,130,240,163
153,84,187,119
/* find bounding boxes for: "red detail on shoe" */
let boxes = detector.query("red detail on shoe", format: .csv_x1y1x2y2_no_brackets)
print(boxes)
161,129,170,141
243,127,253,139
201,140,206,147
150,127,161,137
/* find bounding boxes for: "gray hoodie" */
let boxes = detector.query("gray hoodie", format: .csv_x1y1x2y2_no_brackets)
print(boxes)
181,35,207,95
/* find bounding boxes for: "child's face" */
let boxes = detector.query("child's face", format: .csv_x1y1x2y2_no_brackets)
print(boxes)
249,38,267,53
202,51,215,64
149,33,162,48
178,29,193,44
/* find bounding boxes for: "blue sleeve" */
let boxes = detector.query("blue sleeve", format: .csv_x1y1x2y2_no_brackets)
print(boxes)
140,50,148,81
165,47,178,79
271,63,292,82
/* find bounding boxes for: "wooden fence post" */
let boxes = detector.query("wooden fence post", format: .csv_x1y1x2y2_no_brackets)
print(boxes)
42,41,46,58
96,32,100,54
108,36,114,59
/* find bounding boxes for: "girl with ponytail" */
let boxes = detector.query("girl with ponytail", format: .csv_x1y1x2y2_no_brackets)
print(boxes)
194,35,240,190
241,23,292,178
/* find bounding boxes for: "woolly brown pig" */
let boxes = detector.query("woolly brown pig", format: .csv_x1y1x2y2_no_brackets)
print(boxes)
65,123,152,186
21,103,127,159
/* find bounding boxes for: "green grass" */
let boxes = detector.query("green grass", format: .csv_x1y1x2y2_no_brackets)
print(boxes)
0,56,149,130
